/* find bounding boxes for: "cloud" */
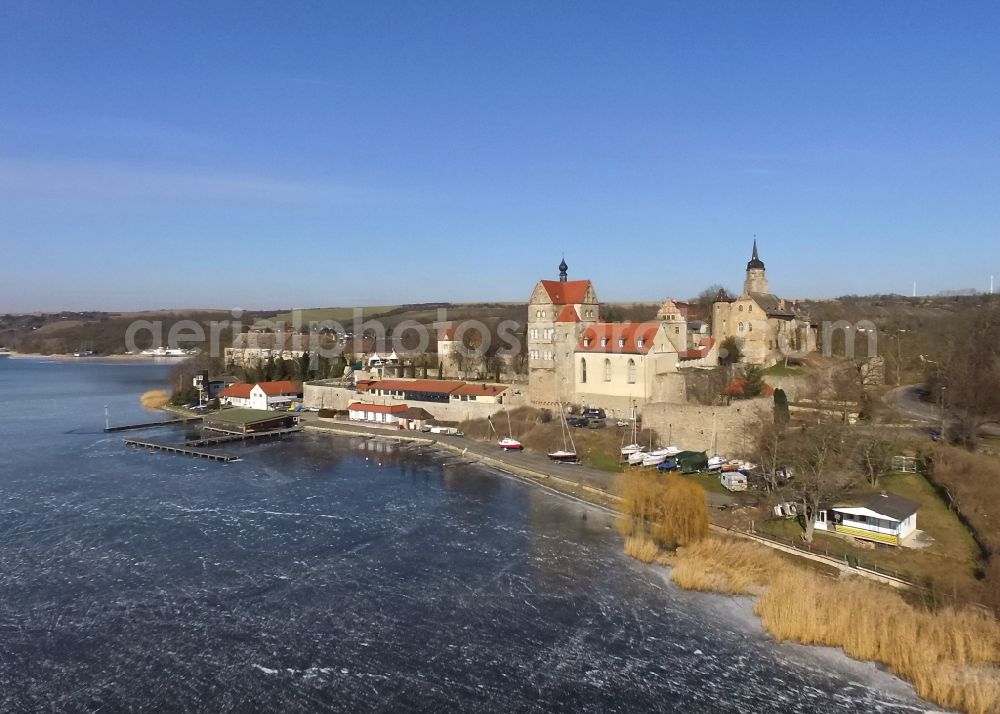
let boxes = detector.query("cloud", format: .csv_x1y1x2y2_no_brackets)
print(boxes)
0,156,387,205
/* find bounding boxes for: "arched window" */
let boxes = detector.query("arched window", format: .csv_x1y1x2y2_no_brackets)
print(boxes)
738,304,743,312
739,322,744,332
603,358,612,382
748,322,753,332
627,358,637,384
580,358,587,384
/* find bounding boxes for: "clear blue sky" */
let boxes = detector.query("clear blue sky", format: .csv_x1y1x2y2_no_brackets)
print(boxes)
1,1,998,312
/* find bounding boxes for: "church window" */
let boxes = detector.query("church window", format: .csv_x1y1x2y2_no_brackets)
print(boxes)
603,359,612,381
580,358,587,383
627,359,637,384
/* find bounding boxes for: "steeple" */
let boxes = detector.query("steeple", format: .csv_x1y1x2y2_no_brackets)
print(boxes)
746,238,765,270
558,255,568,283
743,237,769,294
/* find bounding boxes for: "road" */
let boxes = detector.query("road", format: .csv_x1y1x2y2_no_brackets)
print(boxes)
882,383,1000,438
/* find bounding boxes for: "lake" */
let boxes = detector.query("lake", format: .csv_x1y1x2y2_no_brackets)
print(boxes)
0,358,938,712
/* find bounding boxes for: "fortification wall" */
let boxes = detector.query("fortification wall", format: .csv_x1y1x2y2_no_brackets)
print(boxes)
641,397,771,456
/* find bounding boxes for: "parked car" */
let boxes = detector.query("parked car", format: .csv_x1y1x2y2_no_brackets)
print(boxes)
567,416,589,428
583,408,606,420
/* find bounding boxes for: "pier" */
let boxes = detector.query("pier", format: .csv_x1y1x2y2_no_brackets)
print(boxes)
186,426,301,447
122,438,239,462
104,417,202,432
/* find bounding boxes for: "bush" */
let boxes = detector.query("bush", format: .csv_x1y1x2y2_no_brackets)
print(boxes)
318,408,338,418
617,472,709,549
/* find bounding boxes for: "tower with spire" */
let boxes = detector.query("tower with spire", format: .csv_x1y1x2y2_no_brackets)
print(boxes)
558,256,568,283
743,239,769,295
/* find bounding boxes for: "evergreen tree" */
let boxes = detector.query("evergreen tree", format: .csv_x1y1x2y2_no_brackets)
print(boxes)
773,388,790,424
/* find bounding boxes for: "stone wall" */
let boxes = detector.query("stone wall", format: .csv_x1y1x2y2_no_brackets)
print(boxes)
640,397,771,457
303,381,521,424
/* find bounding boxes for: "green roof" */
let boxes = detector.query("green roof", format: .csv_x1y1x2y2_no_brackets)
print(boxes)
204,408,294,426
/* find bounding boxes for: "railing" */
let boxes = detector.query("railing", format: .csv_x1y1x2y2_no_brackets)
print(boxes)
714,524,922,588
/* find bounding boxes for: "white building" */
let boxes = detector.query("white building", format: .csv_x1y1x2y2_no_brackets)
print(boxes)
348,402,409,425
813,491,920,546
218,381,301,410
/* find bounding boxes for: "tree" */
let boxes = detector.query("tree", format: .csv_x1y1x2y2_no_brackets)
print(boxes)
784,421,860,542
853,426,897,487
754,419,789,494
719,336,741,366
742,365,765,398
693,285,734,319
773,388,790,425
930,304,1000,448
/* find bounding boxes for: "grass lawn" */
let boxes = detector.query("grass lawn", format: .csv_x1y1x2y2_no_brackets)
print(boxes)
680,471,731,496
758,472,983,597
585,450,624,473
763,363,802,376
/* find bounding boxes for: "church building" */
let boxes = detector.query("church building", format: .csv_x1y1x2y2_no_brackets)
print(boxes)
711,241,816,365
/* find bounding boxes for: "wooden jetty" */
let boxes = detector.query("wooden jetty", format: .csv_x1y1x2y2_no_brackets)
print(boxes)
105,417,202,433
122,438,238,462
186,426,301,447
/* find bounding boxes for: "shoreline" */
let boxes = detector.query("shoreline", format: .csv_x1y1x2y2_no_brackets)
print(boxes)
7,352,188,363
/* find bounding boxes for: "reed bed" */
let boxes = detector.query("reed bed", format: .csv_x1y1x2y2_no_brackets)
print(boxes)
139,389,170,409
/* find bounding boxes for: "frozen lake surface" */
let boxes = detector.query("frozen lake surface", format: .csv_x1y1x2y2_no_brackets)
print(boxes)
0,359,940,712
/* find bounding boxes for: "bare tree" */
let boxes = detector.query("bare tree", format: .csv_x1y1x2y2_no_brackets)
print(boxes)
784,421,860,542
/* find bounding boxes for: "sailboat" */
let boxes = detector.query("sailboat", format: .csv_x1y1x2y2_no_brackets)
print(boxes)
547,403,578,462
496,408,523,450
620,409,645,459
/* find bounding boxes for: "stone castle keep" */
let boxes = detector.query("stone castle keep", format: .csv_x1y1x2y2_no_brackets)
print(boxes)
526,244,816,410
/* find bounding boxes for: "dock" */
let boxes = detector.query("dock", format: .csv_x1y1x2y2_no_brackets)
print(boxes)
186,426,301,446
105,417,202,433
122,438,238,462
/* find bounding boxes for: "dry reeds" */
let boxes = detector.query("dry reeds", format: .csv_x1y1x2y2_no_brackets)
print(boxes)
670,537,784,595
753,571,1000,714
621,523,1000,712
617,471,709,549
140,389,170,409
624,536,661,564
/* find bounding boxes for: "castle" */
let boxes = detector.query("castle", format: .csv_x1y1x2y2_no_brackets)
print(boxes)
711,241,816,365
525,243,816,410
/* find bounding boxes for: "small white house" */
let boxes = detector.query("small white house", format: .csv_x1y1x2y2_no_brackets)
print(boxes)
218,381,301,410
814,491,919,546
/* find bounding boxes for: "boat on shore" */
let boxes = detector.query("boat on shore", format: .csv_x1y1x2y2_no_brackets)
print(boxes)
0,348,11,359
498,437,523,451
547,403,578,463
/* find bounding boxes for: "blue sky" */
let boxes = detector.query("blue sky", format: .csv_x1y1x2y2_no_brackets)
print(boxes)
1,1,998,311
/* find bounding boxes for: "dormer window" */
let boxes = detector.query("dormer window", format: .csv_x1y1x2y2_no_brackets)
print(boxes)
600,337,608,347
637,338,645,348
583,337,591,347
618,338,625,348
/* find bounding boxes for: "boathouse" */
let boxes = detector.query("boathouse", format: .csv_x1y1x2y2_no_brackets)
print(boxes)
348,402,409,426
813,491,919,546
202,409,299,435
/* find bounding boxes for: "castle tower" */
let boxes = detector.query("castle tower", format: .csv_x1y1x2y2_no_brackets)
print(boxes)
527,258,598,405
743,239,769,295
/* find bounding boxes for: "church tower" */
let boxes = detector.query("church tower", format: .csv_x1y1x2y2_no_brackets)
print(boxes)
743,239,769,295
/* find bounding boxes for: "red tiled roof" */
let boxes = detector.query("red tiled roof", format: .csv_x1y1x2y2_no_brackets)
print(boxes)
576,323,661,354
218,383,252,399
538,279,593,305
256,380,301,395
438,324,457,341
348,402,410,414
555,305,581,323
219,381,301,398
452,383,509,397
364,379,467,395
679,338,716,361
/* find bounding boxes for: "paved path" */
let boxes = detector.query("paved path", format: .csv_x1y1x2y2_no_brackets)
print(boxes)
883,383,1000,437
299,414,734,508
